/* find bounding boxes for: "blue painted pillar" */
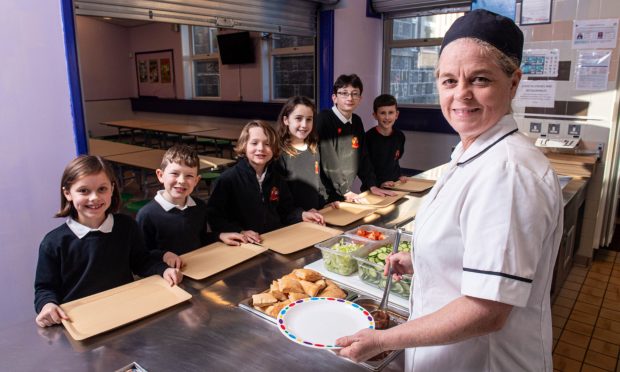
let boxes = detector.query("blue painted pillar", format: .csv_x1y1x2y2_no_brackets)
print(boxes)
60,0,88,155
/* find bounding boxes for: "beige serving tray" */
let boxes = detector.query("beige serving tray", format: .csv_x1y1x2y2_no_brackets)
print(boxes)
60,275,191,341
260,222,342,254
320,203,379,226
353,190,408,207
386,178,436,193
181,242,267,280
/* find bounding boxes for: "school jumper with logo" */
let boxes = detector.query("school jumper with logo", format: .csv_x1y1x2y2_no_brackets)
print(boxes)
365,126,405,188
276,148,326,211
206,157,303,234
34,214,167,313
316,108,377,201
136,196,218,259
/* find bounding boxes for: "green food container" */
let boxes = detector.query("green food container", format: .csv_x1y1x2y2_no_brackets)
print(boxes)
315,235,371,276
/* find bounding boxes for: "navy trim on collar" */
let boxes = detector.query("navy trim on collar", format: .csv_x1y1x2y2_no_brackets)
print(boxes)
456,129,518,166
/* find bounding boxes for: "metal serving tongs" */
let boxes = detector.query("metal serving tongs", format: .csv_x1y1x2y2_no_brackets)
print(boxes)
371,227,402,330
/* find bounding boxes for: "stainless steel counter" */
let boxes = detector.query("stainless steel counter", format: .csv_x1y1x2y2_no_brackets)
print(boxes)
2,165,586,372
0,195,427,372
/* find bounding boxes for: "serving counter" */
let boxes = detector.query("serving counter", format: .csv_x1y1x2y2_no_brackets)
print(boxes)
0,164,587,372
0,193,425,372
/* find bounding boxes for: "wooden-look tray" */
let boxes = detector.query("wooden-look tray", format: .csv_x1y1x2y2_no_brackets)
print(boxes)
386,178,436,193
320,203,379,226
260,222,342,254
60,276,191,341
181,242,267,280
353,190,408,207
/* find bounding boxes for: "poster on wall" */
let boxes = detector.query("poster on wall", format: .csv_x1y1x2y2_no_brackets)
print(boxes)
472,0,516,21
521,49,559,77
572,19,619,49
149,59,159,83
138,61,148,83
514,80,556,108
520,0,552,25
160,58,172,84
576,50,611,91
135,49,176,98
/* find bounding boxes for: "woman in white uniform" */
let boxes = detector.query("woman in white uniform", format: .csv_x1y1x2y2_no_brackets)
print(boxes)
336,9,563,371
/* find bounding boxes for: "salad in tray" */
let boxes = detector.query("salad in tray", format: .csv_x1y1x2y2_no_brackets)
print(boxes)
319,238,365,276
358,240,413,298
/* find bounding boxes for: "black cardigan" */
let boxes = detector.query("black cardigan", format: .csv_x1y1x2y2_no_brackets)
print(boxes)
206,157,303,234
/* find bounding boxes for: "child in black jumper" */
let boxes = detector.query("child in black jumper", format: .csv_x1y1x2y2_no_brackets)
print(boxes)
136,145,245,269
365,94,408,189
315,74,395,202
34,155,182,328
207,120,324,244
276,96,327,211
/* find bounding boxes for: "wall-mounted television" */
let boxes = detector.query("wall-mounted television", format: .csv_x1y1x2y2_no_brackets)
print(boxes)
217,31,255,65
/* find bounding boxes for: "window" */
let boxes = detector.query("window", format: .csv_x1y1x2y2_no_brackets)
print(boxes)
270,34,315,100
190,26,220,98
384,13,463,105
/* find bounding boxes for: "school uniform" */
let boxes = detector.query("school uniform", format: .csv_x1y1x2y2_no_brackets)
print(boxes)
206,157,303,234
316,106,377,201
407,115,563,371
276,146,326,210
34,214,167,313
365,126,405,187
136,191,218,259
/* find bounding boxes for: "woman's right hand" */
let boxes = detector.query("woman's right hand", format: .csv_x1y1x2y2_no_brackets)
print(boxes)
35,303,69,328
384,251,413,280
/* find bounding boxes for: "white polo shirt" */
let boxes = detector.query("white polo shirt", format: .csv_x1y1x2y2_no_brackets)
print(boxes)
406,115,563,371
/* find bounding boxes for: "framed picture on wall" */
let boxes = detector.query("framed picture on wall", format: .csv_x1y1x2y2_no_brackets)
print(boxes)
135,49,176,98
520,0,553,25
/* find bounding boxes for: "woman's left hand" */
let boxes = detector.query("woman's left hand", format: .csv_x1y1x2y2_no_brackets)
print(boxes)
302,209,325,225
335,328,385,363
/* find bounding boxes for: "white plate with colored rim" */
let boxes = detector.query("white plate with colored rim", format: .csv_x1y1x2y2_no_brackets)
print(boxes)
276,297,375,349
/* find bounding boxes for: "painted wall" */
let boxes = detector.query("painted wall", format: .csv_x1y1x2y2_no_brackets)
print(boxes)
332,0,383,130
77,16,133,100
0,1,77,330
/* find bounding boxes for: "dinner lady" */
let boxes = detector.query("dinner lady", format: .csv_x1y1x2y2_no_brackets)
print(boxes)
336,9,563,371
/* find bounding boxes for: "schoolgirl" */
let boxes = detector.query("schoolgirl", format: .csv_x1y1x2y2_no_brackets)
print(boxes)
34,155,182,327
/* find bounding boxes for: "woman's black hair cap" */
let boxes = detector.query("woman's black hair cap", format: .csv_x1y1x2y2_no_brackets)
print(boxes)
440,9,524,64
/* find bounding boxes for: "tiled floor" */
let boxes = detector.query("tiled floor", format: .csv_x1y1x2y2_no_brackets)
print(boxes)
552,249,620,371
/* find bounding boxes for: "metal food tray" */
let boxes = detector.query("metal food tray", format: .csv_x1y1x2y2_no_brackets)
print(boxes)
238,281,407,372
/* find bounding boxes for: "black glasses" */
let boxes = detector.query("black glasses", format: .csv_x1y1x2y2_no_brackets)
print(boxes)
336,91,361,99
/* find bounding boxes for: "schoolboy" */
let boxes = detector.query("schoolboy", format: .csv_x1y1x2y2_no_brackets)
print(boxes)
315,74,394,202
365,94,407,188
136,145,244,269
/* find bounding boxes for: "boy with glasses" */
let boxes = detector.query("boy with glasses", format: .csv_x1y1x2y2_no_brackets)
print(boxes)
316,74,395,202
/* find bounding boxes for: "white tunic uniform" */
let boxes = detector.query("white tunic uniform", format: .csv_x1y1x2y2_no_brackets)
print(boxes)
405,115,563,371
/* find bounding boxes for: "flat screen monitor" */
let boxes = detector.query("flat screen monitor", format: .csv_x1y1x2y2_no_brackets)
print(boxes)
216,31,255,65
